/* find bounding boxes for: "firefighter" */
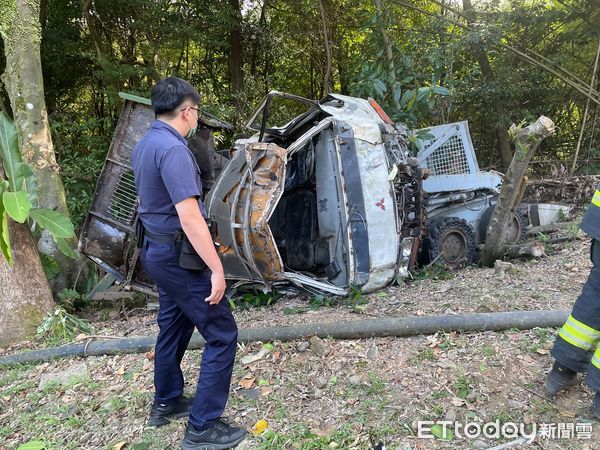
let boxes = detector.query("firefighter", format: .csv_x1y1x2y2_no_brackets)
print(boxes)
545,187,600,419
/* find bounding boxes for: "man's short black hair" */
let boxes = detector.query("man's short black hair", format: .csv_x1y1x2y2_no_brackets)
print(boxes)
150,77,200,115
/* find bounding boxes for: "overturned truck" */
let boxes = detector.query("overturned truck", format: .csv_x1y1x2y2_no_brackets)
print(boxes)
79,92,424,296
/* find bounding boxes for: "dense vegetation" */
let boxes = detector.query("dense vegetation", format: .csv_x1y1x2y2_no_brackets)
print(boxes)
1,0,598,231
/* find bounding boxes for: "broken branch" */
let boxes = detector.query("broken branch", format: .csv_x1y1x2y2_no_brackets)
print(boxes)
481,116,555,267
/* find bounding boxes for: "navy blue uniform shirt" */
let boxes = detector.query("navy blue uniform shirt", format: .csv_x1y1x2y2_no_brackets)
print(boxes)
132,120,207,234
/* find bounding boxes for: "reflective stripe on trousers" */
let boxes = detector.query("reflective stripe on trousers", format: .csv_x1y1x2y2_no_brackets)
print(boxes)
558,315,600,351
592,190,600,208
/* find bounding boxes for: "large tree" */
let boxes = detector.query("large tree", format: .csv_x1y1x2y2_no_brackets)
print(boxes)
0,0,66,344
1,0,80,294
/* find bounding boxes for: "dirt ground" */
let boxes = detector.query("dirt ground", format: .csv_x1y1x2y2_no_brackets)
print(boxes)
1,237,599,449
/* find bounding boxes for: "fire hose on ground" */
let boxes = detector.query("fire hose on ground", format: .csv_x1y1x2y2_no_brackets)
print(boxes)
0,309,570,367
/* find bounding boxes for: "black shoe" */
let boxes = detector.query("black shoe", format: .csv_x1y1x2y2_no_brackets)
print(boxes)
544,362,580,398
594,392,600,420
181,418,247,450
148,395,193,427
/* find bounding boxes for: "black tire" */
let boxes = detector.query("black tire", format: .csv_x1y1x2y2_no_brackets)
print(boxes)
429,217,478,268
479,205,527,244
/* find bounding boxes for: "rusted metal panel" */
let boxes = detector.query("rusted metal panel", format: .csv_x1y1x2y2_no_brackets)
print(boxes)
207,142,287,282
78,100,153,277
79,94,234,289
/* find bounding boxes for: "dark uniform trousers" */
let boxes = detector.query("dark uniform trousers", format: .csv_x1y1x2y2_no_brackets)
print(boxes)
140,238,238,430
551,187,600,393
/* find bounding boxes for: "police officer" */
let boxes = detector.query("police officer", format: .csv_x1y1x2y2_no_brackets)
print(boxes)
132,77,247,449
545,187,600,419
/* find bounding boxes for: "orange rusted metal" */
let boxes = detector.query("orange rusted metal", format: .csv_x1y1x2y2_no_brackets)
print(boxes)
218,142,287,280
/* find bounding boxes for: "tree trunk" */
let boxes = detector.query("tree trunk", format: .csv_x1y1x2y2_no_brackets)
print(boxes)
79,0,103,60
373,0,400,111
0,217,54,346
337,43,348,95
318,0,332,94
462,0,513,170
1,0,81,294
228,0,244,115
480,116,555,267
249,0,267,77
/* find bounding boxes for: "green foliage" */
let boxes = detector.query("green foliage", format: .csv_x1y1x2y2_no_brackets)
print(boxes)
566,215,582,238
0,184,11,263
453,374,472,400
309,294,338,309
0,113,77,265
51,118,111,233
56,288,90,312
22,0,600,268
3,190,31,222
40,253,60,280
480,345,496,357
407,128,435,155
0,111,22,192
17,441,46,450
412,263,454,282
254,424,358,450
536,232,553,255
36,307,93,345
28,208,74,238
410,347,437,365
307,286,368,312
229,289,281,310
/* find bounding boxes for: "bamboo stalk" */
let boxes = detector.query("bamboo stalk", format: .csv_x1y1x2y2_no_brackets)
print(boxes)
571,40,600,174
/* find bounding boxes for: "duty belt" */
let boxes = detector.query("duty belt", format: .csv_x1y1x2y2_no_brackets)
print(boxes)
143,228,180,244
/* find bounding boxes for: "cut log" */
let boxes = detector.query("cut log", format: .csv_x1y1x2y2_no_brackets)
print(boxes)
504,241,546,259
481,116,555,267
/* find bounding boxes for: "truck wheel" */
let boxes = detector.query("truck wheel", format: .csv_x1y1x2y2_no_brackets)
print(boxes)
479,206,527,243
429,217,478,267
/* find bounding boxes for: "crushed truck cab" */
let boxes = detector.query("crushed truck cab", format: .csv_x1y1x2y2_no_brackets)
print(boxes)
79,91,424,296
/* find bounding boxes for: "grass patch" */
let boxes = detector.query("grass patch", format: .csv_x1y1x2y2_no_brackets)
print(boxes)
366,372,387,395
0,363,37,389
431,389,450,400
412,263,454,282
492,410,515,423
283,306,308,315
453,374,471,400
309,286,369,313
480,345,496,357
253,424,359,450
410,347,437,365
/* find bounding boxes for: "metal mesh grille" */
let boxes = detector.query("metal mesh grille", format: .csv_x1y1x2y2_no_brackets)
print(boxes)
108,169,137,224
425,135,470,176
